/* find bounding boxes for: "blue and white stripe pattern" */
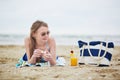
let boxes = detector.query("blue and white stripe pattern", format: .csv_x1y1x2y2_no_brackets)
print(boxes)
78,40,114,66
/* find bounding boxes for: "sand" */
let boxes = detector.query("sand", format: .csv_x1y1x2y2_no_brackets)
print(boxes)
0,45,120,80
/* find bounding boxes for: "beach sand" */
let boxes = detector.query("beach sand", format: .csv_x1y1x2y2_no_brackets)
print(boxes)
0,45,120,80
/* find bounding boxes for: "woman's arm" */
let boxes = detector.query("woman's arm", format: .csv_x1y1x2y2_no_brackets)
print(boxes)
48,37,56,65
24,37,37,64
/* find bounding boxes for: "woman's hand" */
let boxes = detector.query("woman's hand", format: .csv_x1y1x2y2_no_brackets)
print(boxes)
29,49,45,64
32,49,44,58
43,51,52,61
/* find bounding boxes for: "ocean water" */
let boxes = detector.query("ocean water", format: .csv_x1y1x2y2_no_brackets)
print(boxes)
0,34,120,46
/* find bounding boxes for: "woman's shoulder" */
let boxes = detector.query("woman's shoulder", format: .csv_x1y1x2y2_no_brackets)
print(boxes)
48,36,55,42
24,36,30,41
24,36,30,44
48,36,56,45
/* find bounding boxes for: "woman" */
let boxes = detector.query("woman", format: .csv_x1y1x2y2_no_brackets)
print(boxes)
24,20,56,66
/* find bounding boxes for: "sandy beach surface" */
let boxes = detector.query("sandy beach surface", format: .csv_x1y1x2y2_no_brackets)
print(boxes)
0,45,120,80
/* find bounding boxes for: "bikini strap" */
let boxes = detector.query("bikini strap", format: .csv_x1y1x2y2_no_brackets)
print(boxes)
46,42,50,52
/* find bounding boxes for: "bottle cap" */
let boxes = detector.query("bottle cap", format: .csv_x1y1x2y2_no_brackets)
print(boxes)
70,50,74,54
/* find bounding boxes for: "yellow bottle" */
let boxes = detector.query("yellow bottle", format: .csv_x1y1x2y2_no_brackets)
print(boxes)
70,50,77,66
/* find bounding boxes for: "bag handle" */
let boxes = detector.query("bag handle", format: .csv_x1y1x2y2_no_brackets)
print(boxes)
82,42,108,66
88,42,108,59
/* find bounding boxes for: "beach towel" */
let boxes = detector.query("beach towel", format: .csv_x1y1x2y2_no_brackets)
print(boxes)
16,53,66,68
78,40,114,66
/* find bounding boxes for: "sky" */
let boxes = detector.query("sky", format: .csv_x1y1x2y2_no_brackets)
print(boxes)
0,0,120,36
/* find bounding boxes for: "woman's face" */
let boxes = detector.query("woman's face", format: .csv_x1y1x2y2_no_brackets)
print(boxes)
34,26,50,43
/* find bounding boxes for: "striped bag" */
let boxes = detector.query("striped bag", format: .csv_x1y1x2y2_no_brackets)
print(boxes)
78,40,114,66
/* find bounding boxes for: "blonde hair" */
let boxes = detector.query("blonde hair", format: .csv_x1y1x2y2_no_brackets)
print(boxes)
29,20,48,58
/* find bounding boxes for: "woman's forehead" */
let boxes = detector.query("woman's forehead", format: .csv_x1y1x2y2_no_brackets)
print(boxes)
37,26,48,32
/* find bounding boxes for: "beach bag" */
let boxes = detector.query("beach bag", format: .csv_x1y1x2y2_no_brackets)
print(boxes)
78,40,114,66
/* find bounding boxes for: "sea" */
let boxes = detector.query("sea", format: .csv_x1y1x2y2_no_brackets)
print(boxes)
0,34,120,46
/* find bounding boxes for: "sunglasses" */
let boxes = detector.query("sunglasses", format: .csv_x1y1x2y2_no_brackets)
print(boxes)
41,31,50,36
